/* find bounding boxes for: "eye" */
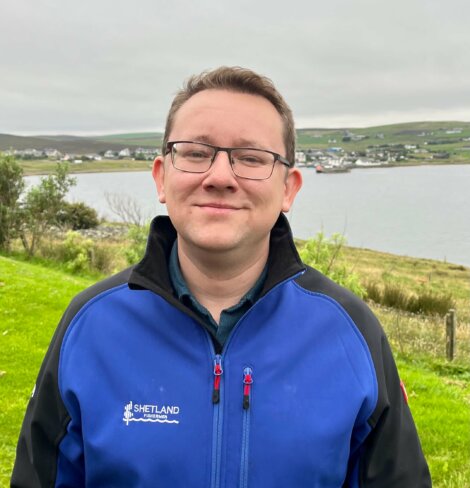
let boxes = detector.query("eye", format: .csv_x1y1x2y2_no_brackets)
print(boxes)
186,150,210,159
240,155,262,163
175,143,213,160
233,150,270,166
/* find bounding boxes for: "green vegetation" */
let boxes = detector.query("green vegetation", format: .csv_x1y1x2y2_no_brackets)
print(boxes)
19,158,152,176
38,231,124,275
395,357,470,487
93,132,163,147
296,120,470,150
0,157,103,261
0,132,155,154
1,236,469,486
364,281,455,316
299,232,366,297
299,233,462,317
57,202,100,230
19,163,76,256
338,246,470,325
0,154,24,251
124,223,150,265
0,257,95,485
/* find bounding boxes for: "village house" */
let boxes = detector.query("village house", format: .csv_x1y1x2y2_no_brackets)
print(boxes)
295,151,306,164
104,150,118,159
44,148,62,159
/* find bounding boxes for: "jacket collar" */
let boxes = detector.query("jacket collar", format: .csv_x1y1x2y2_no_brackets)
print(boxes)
128,213,305,298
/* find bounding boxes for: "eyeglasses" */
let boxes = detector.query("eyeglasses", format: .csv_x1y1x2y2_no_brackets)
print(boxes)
165,141,293,180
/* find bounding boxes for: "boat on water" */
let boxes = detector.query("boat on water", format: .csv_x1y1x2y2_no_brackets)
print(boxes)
315,164,350,174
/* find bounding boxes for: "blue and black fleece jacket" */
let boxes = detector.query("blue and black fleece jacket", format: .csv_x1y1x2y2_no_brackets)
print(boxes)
11,214,431,487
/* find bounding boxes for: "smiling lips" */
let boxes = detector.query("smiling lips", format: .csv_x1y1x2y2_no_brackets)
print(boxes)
196,203,241,211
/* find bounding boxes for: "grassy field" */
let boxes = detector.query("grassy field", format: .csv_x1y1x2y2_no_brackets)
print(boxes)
0,249,469,486
339,246,470,322
0,258,95,485
19,158,152,176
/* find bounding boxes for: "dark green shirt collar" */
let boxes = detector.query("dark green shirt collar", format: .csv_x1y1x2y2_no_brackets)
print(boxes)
169,240,267,345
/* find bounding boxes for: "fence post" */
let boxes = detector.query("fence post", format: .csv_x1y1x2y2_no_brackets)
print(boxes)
445,309,456,361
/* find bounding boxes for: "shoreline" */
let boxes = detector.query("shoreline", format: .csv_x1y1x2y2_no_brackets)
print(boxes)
21,159,470,176
20,159,152,176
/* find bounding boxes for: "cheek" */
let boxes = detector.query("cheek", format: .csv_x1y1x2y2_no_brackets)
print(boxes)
163,175,201,208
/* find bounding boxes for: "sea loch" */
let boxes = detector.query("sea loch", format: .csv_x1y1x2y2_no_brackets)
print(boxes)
25,164,470,266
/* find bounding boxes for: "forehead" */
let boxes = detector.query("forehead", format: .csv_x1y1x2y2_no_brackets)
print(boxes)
170,89,285,150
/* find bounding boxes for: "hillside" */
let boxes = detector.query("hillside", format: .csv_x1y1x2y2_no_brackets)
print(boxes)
93,132,163,148
0,133,161,154
296,120,470,154
2,122,470,157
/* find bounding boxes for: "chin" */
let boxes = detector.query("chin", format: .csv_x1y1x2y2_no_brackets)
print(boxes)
193,238,240,254
180,229,240,251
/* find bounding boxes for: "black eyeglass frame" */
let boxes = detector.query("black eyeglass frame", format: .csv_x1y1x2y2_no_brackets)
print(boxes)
165,141,294,180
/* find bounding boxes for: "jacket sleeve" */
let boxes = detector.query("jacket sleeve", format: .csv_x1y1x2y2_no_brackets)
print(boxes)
10,300,85,488
349,328,432,487
296,267,432,487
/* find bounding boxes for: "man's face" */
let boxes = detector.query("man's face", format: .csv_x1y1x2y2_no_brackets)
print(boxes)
153,89,302,257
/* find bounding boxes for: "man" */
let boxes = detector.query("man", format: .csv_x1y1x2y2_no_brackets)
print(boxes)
12,67,431,487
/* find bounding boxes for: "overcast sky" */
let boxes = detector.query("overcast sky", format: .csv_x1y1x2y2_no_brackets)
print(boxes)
1,0,469,135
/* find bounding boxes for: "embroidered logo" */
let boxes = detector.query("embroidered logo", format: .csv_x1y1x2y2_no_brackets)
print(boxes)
123,401,180,425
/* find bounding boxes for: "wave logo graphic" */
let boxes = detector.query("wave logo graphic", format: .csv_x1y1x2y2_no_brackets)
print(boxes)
123,401,180,426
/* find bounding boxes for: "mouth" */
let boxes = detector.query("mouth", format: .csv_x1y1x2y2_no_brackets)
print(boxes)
195,203,242,214
196,203,240,210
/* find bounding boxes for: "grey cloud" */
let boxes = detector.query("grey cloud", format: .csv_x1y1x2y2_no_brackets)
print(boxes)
1,0,469,134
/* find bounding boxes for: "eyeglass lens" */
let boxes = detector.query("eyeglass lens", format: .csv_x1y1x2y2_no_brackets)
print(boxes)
171,142,276,179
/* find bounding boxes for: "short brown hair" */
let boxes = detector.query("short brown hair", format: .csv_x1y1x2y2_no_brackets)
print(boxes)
162,66,296,164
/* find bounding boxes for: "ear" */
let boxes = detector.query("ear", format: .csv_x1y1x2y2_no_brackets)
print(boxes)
152,156,166,204
282,168,302,212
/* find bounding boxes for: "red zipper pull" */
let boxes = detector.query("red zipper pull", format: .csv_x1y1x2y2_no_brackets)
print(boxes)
243,367,253,410
212,355,223,404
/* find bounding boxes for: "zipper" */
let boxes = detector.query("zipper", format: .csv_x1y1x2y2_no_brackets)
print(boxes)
210,354,224,488
240,367,253,488
212,354,223,404
242,367,253,410
208,271,302,488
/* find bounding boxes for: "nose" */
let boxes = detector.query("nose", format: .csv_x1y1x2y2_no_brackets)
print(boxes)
202,149,238,190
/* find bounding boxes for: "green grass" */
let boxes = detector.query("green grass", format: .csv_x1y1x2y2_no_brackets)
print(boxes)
339,246,470,322
0,253,469,486
0,257,95,485
19,159,153,176
397,357,470,487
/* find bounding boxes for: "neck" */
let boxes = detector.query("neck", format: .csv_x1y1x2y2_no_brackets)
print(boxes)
177,240,269,323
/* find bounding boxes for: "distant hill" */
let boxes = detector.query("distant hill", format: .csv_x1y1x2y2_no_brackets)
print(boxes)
2,122,470,154
0,132,163,153
93,132,163,148
295,121,470,153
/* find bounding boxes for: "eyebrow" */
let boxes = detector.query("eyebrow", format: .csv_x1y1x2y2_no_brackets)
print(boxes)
186,135,264,149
